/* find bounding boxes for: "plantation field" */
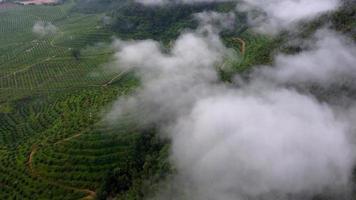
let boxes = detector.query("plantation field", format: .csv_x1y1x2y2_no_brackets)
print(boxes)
0,1,118,101
0,1,148,199
0,0,279,198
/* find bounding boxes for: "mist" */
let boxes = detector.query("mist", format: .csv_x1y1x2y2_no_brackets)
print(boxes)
106,29,227,126
169,87,353,200
238,0,340,34
254,29,356,86
32,21,58,37
135,0,340,35
106,0,356,199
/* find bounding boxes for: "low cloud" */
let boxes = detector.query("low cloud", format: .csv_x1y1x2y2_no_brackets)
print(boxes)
170,86,353,200
105,2,355,199
135,0,341,35
194,11,236,32
32,21,58,37
238,0,340,34
107,28,356,199
254,29,356,86
107,30,228,126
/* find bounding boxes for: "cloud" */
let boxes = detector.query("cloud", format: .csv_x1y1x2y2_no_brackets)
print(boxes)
194,11,236,32
238,0,341,34
107,29,356,199
106,31,229,126
134,0,340,35
170,87,353,200
32,21,58,37
254,29,356,86
105,3,355,200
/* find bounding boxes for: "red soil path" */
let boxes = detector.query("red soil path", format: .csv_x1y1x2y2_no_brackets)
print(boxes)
233,37,246,55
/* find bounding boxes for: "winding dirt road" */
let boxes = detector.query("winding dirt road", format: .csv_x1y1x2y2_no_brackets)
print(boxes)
233,37,246,55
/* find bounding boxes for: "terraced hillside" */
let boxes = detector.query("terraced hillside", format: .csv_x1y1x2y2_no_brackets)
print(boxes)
0,1,119,101
0,1,153,199
0,0,286,199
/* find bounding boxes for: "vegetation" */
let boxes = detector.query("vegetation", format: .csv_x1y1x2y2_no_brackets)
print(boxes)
109,2,236,42
1,0,353,199
0,1,148,199
0,0,281,198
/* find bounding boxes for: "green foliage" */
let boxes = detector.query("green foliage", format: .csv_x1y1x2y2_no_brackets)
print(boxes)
219,31,280,82
330,2,356,39
72,0,129,14
0,89,119,199
294,1,355,40
96,130,171,200
5,0,351,199
0,102,14,113
71,48,81,60
0,0,278,198
110,2,236,42
0,1,145,199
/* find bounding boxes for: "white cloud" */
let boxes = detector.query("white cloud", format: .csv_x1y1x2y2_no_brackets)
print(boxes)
32,21,58,37
105,4,355,199
255,29,356,86
194,11,236,32
106,31,228,125
171,87,353,199
238,0,341,34
134,0,341,35
107,29,356,199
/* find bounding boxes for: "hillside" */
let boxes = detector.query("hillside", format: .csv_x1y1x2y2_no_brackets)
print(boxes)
0,0,355,200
